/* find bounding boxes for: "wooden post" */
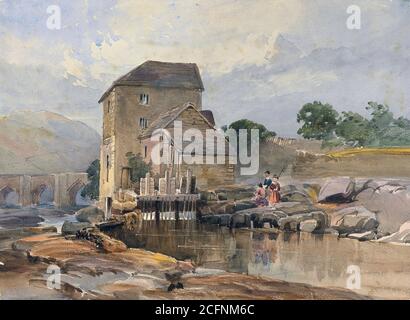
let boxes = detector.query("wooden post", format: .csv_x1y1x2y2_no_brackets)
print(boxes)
175,198,180,221
155,198,160,221
186,169,192,194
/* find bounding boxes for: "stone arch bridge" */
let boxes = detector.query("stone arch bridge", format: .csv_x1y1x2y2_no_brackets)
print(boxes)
0,173,88,208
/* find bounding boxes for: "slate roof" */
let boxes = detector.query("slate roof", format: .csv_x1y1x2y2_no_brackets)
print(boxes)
98,60,204,103
200,110,215,126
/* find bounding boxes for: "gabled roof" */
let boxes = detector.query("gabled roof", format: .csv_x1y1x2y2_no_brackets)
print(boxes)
200,110,215,126
139,102,215,139
98,60,204,103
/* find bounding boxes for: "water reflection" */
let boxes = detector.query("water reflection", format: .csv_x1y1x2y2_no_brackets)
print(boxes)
107,221,410,299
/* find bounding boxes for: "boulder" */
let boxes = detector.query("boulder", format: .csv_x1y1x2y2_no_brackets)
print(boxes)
318,177,355,203
98,233,127,253
200,214,231,226
252,210,286,228
233,200,257,212
197,200,235,216
274,202,317,216
278,214,312,231
201,215,221,225
219,214,232,227
347,231,377,241
300,219,318,233
331,206,378,233
61,221,93,236
230,213,251,229
112,200,138,213
354,182,410,234
75,206,104,224
217,192,228,201
76,228,127,253
311,211,328,230
278,211,327,232
377,221,410,244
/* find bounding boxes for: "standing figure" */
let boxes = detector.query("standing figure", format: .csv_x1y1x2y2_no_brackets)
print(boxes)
268,175,281,206
263,171,273,189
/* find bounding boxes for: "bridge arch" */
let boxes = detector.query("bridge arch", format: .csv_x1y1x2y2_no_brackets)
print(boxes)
31,184,54,206
0,185,19,207
67,179,88,206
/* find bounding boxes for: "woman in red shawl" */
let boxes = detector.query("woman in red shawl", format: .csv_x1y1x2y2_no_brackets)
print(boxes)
268,176,281,206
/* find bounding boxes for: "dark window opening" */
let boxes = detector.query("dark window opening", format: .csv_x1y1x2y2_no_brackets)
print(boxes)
139,94,149,105
139,117,148,129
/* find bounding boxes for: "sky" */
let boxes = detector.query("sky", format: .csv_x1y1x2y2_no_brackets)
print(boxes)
1,0,410,137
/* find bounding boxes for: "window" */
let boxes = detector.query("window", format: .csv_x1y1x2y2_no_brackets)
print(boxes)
107,100,111,113
139,93,149,105
139,117,148,129
144,145,148,158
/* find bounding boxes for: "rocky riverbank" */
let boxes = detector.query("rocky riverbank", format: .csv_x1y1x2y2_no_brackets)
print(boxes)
1,227,367,300
198,177,410,245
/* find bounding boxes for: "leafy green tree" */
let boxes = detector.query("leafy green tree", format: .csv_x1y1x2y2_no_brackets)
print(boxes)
335,111,371,147
228,119,276,142
297,101,410,147
365,102,395,145
81,159,100,200
297,101,339,141
126,152,151,183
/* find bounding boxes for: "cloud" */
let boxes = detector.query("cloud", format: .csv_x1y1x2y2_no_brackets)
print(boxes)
90,0,304,75
0,0,410,137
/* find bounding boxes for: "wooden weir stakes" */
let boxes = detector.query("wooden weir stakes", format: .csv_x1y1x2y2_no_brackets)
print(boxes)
136,194,199,221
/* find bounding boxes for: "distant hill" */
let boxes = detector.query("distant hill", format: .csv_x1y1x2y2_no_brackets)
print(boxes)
0,110,100,175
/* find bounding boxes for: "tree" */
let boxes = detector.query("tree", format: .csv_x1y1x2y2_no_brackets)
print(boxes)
81,159,100,200
297,100,410,147
335,111,371,147
297,101,339,141
126,152,151,183
228,119,276,142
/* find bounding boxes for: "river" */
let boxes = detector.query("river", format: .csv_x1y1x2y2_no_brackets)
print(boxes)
106,220,410,300
2,207,410,299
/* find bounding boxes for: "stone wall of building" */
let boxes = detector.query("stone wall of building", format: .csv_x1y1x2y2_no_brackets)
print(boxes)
99,85,203,203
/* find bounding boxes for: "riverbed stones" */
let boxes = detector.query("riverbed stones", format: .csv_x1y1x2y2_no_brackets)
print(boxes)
300,219,318,233
233,200,257,212
331,206,378,233
75,206,104,224
347,231,377,241
318,177,355,203
252,211,286,228
197,200,236,216
61,221,93,236
230,212,250,228
377,221,410,244
200,214,232,227
278,211,327,232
